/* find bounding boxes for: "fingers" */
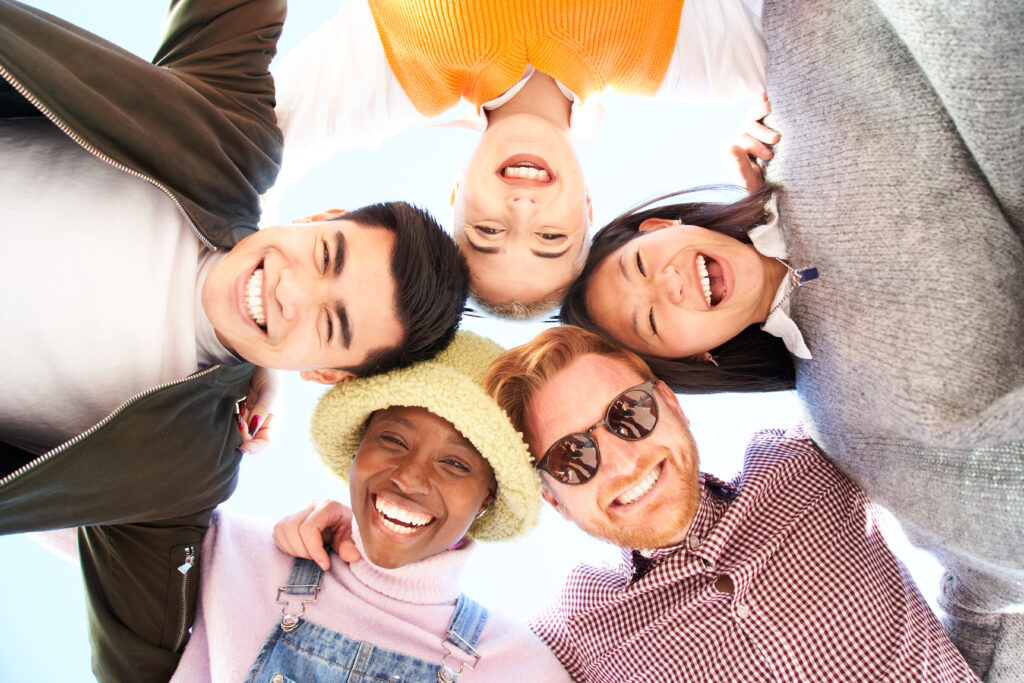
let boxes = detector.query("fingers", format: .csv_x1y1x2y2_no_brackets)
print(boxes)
239,413,278,455
272,499,355,571
273,500,332,570
238,367,283,454
744,119,780,147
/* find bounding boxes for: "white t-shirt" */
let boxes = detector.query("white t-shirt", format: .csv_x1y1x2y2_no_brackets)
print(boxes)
0,118,234,454
273,0,766,186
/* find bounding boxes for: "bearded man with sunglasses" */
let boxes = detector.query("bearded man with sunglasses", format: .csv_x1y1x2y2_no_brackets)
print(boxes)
484,326,977,682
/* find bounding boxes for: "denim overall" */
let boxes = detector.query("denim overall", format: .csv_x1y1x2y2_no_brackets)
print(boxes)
245,557,489,683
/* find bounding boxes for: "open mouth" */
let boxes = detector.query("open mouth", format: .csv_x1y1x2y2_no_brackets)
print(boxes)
244,262,267,331
496,155,554,187
373,494,435,535
696,254,726,307
614,462,663,506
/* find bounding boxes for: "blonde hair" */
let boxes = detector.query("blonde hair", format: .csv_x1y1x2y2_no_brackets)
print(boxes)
484,326,653,440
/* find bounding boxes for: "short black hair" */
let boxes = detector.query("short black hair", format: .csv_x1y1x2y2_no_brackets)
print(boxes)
337,202,469,377
560,184,795,394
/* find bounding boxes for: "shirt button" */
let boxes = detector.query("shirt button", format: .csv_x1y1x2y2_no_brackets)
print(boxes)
687,535,700,551
735,604,751,619
271,675,285,683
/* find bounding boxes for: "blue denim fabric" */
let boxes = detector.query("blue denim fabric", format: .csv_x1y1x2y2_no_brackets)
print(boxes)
245,558,488,683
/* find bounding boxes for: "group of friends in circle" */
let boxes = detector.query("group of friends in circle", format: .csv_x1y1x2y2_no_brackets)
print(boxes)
1,0,1020,682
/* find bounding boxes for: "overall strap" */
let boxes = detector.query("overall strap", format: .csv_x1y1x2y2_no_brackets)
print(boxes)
437,594,489,681
276,557,326,632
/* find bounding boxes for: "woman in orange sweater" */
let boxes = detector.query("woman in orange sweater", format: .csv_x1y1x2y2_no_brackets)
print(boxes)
274,0,767,317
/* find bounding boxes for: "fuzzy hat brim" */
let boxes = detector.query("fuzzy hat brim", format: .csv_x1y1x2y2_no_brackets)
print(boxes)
310,332,540,542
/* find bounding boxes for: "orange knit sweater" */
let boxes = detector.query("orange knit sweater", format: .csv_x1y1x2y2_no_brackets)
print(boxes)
367,0,684,117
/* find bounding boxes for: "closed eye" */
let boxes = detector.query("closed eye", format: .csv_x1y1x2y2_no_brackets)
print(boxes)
649,308,657,336
379,433,407,449
636,249,647,278
442,457,471,473
474,225,502,237
321,238,330,274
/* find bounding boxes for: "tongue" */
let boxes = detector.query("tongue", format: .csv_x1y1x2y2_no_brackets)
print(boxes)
706,258,726,306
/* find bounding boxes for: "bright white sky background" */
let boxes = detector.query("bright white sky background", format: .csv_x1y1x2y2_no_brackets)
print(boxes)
0,2,941,680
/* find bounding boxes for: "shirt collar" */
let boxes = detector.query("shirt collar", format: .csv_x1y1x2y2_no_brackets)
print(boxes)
746,194,813,359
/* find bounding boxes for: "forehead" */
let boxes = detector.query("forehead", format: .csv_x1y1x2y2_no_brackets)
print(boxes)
368,406,480,451
587,251,645,349
525,354,647,443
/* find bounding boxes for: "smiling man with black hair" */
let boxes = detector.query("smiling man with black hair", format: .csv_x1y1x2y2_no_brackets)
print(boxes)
0,1,467,680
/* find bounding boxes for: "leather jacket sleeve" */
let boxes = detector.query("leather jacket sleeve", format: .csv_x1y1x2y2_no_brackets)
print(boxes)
0,0,285,246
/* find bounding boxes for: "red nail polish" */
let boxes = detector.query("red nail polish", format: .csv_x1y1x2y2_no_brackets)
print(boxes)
236,415,245,434
249,415,261,434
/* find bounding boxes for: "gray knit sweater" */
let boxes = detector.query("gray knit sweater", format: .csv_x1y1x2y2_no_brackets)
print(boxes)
762,1,1023,680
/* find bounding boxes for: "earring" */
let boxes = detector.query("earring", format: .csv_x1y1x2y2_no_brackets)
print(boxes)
701,352,719,367
474,507,488,520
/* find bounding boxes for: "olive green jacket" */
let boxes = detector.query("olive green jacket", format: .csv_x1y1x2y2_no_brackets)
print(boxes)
0,0,284,679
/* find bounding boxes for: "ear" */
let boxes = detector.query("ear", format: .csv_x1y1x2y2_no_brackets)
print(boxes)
638,217,680,233
293,208,348,224
654,379,690,426
540,485,568,519
299,368,356,385
449,169,465,207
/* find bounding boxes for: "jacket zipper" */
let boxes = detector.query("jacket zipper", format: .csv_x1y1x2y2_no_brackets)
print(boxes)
174,545,198,652
0,63,216,251
0,365,222,488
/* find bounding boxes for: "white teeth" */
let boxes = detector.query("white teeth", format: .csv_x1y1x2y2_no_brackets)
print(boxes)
245,268,266,327
616,463,662,505
696,254,712,307
503,164,551,181
375,496,433,534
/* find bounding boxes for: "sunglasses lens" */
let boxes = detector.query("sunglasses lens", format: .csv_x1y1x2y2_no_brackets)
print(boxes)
606,389,658,440
546,434,600,485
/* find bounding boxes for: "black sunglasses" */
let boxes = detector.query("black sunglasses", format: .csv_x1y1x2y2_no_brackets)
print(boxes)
535,380,659,486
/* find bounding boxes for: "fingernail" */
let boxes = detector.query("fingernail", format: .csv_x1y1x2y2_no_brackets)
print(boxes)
235,415,246,434
249,415,262,435
238,447,252,455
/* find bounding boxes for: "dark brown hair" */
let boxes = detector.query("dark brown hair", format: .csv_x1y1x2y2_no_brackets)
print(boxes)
339,202,468,377
560,184,795,394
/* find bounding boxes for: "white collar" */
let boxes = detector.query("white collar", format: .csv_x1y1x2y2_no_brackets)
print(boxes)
458,66,604,140
746,194,813,359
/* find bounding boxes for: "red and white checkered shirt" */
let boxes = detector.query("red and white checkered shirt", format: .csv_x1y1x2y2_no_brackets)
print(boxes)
530,426,978,682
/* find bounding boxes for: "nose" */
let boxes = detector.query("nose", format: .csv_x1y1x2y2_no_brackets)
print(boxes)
391,455,431,496
592,428,638,478
653,265,684,305
276,265,321,321
506,194,539,224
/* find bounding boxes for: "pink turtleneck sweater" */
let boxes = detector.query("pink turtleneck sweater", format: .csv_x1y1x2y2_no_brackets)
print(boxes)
171,511,570,682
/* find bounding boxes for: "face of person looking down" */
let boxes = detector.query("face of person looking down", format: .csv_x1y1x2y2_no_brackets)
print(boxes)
587,219,783,359
202,212,404,383
452,112,591,307
523,353,700,549
349,406,496,569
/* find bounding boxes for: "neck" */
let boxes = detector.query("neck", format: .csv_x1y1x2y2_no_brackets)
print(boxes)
758,255,791,322
486,71,572,129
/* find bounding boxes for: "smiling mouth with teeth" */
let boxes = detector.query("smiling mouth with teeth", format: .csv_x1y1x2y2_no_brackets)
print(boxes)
374,495,435,535
501,161,553,183
614,462,663,506
696,254,726,308
244,265,266,330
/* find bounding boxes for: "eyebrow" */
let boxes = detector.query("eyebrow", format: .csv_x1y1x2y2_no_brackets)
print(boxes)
617,251,641,340
464,237,572,259
327,231,352,349
332,231,346,278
